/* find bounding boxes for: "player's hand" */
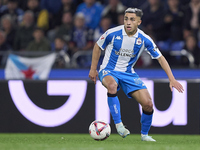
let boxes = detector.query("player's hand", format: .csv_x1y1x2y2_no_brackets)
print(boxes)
89,69,99,84
169,79,184,93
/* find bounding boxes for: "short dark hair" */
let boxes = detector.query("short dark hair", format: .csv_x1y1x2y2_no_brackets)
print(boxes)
34,27,44,32
125,8,143,18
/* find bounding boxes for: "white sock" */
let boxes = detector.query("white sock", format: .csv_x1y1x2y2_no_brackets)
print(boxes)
115,122,123,129
141,134,148,137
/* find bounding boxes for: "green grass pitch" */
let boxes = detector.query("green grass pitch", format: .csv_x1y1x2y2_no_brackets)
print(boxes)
0,133,200,150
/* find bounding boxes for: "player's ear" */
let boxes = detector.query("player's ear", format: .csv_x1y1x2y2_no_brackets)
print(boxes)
138,19,142,26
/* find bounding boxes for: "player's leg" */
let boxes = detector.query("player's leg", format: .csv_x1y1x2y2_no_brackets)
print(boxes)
102,75,130,138
102,75,121,124
130,89,156,141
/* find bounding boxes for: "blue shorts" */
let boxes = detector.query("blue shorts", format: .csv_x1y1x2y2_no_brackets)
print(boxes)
98,69,147,98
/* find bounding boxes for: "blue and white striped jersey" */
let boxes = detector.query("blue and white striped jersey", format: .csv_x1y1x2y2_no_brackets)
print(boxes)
97,25,162,73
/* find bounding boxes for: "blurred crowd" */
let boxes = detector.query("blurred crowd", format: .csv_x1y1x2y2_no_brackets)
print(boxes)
0,0,200,68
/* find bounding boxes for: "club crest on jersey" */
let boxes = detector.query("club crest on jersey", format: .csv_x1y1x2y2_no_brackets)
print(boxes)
136,38,142,45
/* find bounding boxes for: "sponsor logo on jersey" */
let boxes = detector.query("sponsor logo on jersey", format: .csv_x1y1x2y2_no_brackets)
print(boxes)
115,48,135,57
153,46,158,51
115,36,122,40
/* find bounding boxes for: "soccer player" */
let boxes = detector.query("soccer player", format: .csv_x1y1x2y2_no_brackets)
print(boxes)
88,8,184,141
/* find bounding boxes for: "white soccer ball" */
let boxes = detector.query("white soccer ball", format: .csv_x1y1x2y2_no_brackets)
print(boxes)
89,120,111,141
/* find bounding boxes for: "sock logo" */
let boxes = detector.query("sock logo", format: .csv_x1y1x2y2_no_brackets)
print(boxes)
113,104,118,114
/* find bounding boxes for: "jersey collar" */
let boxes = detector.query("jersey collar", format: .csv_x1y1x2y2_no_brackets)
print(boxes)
122,25,139,38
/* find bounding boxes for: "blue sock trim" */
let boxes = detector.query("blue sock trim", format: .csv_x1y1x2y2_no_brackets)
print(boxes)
107,95,121,124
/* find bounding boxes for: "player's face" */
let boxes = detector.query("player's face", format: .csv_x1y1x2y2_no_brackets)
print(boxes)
124,13,141,36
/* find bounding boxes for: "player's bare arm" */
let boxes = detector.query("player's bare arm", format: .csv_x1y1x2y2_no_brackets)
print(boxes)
88,43,101,84
157,55,184,93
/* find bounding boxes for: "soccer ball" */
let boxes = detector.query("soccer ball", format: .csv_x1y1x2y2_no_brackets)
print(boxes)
89,120,111,141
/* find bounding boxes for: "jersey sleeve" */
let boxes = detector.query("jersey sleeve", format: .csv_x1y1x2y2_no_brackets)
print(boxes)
144,36,162,59
96,31,112,50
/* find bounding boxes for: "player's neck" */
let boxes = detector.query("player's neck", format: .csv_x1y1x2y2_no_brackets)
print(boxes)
126,29,137,37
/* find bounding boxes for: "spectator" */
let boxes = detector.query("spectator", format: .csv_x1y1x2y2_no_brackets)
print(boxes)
26,0,41,22
0,0,8,6
60,0,76,16
69,12,94,55
0,30,11,51
73,0,84,7
76,0,104,30
26,27,51,51
47,0,76,30
135,51,153,67
14,10,35,51
181,34,200,67
55,11,73,43
117,12,124,25
183,0,200,40
40,0,62,15
93,16,112,42
122,0,146,8
54,37,68,53
101,0,126,26
0,0,3,11
74,0,109,6
47,11,73,43
164,0,185,42
0,0,24,25
54,37,70,68
0,30,11,65
26,0,49,30
37,10,49,31
141,0,168,41
0,14,16,49
180,0,190,6
18,0,28,10
40,0,62,29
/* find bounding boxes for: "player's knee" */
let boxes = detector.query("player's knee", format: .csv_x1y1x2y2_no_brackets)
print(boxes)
107,83,117,94
143,100,153,112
